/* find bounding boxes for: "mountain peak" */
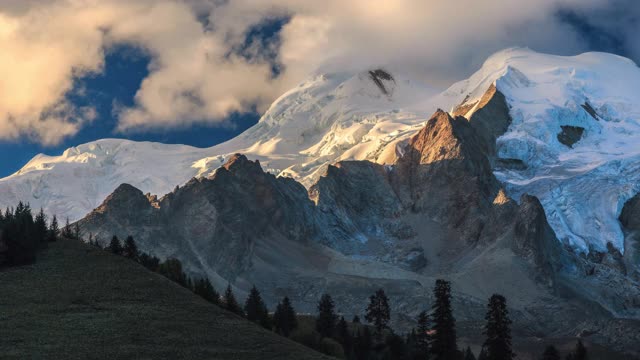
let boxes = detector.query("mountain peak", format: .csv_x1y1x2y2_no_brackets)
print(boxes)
222,153,263,175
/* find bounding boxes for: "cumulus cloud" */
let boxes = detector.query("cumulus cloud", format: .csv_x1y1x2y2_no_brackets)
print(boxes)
0,0,636,145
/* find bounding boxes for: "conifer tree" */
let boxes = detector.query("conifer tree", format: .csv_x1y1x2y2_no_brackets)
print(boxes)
430,279,457,360
354,326,372,360
413,310,430,359
62,217,72,238
273,296,297,337
137,251,159,270
2,202,38,265
483,294,514,360
336,316,353,355
34,208,48,244
477,347,488,360
386,332,408,360
108,235,123,255
74,223,81,240
158,258,188,287
315,293,337,338
244,285,270,329
572,340,587,360
48,215,59,242
123,235,139,259
352,315,361,324
365,288,391,335
542,345,561,360
464,346,476,360
223,284,244,316
194,278,220,305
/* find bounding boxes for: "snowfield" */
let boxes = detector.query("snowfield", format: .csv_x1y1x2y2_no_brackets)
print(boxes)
2,48,640,254
470,49,640,253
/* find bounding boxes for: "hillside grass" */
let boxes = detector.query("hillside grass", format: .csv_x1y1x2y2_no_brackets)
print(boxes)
0,239,332,360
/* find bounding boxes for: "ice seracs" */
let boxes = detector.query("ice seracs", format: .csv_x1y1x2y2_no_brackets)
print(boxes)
458,48,640,253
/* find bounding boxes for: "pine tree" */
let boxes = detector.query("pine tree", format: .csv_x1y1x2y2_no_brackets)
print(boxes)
194,278,220,305
336,316,353,355
158,258,187,287
414,310,430,358
273,296,297,337
223,284,244,316
34,208,48,244
352,315,361,324
48,215,59,242
430,280,458,360
430,279,457,360
244,285,270,329
542,345,561,360
386,332,408,360
137,251,159,270
123,235,139,260
62,217,72,238
354,326,372,360
73,223,81,240
477,347,488,360
365,288,391,335
2,202,38,265
315,293,337,338
483,294,514,360
108,235,123,255
572,340,587,360
464,347,476,360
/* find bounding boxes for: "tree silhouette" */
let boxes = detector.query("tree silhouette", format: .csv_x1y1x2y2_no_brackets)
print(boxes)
244,285,271,329
194,278,220,305
108,235,123,255
158,258,187,287
48,215,59,242
464,346,476,360
483,294,514,360
73,223,81,240
62,217,73,238
273,296,297,337
34,208,48,245
386,332,408,359
414,310,430,358
572,340,588,360
223,284,244,316
354,326,372,360
365,288,391,335
315,293,337,338
430,279,457,360
336,316,353,356
123,236,139,260
541,345,560,360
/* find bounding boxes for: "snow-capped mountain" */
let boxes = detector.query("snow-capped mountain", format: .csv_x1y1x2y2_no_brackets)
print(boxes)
463,48,640,253
2,48,640,256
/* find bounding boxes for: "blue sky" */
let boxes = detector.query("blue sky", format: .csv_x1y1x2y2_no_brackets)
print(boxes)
0,0,637,178
0,45,260,177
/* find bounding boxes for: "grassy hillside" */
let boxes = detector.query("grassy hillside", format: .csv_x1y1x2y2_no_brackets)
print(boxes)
0,239,332,360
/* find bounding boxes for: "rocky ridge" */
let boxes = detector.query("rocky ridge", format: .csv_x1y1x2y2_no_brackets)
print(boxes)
78,85,640,355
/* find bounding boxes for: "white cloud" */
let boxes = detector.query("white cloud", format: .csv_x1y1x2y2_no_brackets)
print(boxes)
0,0,634,145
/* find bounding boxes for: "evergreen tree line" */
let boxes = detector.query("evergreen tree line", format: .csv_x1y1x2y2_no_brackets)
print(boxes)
0,202,60,266
99,235,590,360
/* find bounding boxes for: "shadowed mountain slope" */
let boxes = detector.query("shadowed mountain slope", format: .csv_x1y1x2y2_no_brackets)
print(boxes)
0,239,330,360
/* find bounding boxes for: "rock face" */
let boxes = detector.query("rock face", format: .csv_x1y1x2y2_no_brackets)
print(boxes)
78,93,640,356
620,194,640,277
557,125,585,148
81,154,321,281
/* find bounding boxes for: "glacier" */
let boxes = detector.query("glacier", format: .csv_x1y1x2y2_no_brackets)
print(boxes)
465,48,640,253
2,47,640,254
